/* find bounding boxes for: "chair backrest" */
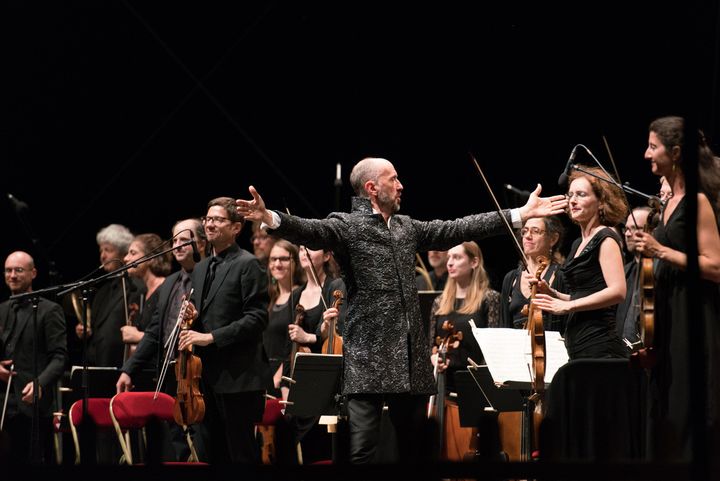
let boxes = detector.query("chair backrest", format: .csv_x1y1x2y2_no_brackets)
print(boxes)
110,391,175,429
258,398,284,426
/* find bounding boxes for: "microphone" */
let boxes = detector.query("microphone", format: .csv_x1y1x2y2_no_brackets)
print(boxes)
7,193,29,212
558,145,579,188
503,184,531,199
190,232,201,263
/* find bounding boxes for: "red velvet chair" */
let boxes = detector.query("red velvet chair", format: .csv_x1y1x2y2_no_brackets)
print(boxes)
68,398,114,464
109,391,202,464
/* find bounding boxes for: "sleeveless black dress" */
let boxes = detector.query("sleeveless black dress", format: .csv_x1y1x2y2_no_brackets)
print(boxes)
561,227,628,360
648,196,720,460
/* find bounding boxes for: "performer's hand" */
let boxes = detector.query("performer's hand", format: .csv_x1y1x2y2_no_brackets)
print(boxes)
533,293,574,315
235,186,273,226
182,302,198,323
75,323,92,339
633,231,663,258
431,353,450,373
0,360,14,383
121,325,144,344
320,307,340,339
178,330,213,351
116,373,133,394
288,324,314,344
519,184,568,221
21,381,41,404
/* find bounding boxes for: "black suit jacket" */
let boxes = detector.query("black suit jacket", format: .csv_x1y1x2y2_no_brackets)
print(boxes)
121,271,180,378
190,244,271,394
88,277,141,368
0,297,68,418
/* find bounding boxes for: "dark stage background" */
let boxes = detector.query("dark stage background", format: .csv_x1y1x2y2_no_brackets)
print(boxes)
4,1,719,300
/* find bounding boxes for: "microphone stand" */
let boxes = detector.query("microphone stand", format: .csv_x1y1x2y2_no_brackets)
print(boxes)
569,164,659,204
51,239,194,464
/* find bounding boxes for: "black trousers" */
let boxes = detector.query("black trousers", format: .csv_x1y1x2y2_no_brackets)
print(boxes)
3,413,53,464
202,390,265,464
346,392,429,464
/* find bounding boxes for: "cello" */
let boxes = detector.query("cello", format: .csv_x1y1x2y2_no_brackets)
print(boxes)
322,290,344,355
520,255,548,461
427,320,462,460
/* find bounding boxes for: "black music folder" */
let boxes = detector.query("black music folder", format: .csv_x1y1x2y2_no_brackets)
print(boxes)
285,353,343,417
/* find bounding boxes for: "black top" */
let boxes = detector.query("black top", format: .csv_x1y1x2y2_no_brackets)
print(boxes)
429,291,500,393
561,227,627,360
500,263,566,332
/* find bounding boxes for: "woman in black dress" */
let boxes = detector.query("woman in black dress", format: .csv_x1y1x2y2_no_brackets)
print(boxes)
633,116,720,461
263,239,305,399
533,166,628,360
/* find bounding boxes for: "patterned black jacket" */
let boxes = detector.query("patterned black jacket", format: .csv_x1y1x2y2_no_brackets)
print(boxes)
271,197,510,395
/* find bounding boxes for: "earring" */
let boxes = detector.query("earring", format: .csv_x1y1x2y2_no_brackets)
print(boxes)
672,162,676,172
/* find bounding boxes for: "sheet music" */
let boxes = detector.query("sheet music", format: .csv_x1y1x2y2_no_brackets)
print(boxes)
471,328,568,386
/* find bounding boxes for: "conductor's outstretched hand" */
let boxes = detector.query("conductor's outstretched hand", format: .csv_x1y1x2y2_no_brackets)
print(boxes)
236,186,272,225
519,184,568,221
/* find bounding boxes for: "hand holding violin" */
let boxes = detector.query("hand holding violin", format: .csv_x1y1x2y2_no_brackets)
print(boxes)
319,306,340,339
288,324,315,344
633,231,664,258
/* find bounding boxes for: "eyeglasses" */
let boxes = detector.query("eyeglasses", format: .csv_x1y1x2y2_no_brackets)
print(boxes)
520,227,546,237
251,234,270,243
269,256,291,264
201,215,230,225
4,267,26,274
566,191,590,199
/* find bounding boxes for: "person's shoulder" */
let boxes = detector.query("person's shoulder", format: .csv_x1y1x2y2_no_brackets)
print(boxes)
485,289,501,302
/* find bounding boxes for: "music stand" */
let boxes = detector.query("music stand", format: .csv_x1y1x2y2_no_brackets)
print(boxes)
463,366,524,416
285,353,343,417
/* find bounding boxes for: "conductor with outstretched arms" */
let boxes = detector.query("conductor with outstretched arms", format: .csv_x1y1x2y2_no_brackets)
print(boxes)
236,157,568,463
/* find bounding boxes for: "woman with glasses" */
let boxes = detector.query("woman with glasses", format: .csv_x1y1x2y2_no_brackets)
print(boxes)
263,240,305,400
500,216,566,332
533,166,628,360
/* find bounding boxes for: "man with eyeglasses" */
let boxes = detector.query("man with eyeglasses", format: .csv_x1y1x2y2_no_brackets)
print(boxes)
249,221,277,267
615,206,651,345
0,251,67,464
237,157,567,464
177,197,271,464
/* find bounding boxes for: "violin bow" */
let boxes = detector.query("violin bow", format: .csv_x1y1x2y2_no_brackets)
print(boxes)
470,154,530,272
285,207,329,310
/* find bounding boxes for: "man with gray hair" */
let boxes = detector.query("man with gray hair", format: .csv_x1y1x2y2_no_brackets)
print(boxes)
237,156,568,463
76,223,140,368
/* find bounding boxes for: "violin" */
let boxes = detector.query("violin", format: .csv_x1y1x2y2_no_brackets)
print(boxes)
173,300,205,426
322,290,344,355
427,320,462,459
633,197,662,369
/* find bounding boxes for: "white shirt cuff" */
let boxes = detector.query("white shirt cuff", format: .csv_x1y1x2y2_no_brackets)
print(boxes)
510,208,522,229
262,211,281,230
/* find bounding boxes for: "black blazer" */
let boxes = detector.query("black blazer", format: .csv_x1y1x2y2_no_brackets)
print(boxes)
89,277,141,368
190,244,271,394
0,297,67,417
121,271,179,378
